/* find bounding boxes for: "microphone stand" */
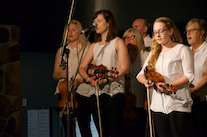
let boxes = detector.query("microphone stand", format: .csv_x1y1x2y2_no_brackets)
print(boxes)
61,30,92,137
59,0,76,67
57,0,79,136
59,0,75,135
60,47,74,137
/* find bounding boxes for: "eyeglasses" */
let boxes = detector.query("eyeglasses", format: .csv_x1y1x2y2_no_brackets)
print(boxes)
124,35,136,40
184,29,200,34
152,29,169,35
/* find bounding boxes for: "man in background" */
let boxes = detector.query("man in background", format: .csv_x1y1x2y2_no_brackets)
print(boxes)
132,18,152,48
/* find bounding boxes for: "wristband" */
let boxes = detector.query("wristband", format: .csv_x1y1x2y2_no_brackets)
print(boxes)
85,76,89,83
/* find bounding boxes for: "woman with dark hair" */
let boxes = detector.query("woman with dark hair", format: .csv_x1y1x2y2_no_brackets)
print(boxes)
79,10,129,137
185,18,207,137
137,17,194,137
53,19,92,137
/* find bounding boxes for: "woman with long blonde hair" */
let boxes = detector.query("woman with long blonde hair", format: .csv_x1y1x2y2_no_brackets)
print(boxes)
137,17,194,137
53,19,92,137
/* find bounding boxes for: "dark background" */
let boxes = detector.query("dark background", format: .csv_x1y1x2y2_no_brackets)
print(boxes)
1,0,207,136
1,0,207,53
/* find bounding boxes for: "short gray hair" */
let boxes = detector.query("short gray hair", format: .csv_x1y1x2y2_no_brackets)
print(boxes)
185,18,207,38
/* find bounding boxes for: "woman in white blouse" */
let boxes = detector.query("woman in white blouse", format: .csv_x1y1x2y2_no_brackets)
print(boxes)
79,10,129,137
185,18,207,137
137,17,194,137
53,20,92,137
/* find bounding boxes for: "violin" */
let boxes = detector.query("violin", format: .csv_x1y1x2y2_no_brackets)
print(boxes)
58,60,78,114
144,66,177,94
123,75,138,125
87,64,119,79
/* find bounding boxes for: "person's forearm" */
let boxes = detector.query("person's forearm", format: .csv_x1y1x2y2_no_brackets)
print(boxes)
170,76,189,87
194,76,207,91
53,71,60,80
79,67,89,80
137,74,147,85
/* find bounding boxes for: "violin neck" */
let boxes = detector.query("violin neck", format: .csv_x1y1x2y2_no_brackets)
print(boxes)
88,69,109,74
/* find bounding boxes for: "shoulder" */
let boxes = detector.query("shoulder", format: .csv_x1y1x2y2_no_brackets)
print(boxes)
90,42,96,49
114,37,125,45
114,37,125,49
56,47,62,56
86,42,96,54
175,43,191,51
176,44,193,58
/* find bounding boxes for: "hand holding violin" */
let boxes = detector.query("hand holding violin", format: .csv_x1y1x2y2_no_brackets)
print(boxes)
156,82,170,93
144,79,154,88
59,69,67,79
86,64,119,86
144,66,177,94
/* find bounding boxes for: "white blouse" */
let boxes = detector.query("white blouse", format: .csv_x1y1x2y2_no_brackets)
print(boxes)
137,44,194,114
91,37,125,96
190,41,207,101
54,44,91,97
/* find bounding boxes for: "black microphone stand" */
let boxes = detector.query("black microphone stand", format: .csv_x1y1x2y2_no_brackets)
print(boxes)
60,46,74,137
60,30,92,137
59,0,75,136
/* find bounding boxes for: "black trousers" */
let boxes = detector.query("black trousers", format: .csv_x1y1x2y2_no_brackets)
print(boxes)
75,93,92,137
123,107,147,137
91,93,125,137
61,93,92,137
152,111,192,137
191,101,207,137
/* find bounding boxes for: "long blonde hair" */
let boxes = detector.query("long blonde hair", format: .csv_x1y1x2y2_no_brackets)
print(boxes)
60,19,90,54
122,28,145,53
148,17,183,71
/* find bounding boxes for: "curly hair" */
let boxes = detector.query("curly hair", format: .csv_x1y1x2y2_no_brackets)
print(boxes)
147,17,183,71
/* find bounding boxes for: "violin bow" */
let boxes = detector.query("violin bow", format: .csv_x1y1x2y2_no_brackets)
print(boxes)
145,67,155,137
95,82,103,137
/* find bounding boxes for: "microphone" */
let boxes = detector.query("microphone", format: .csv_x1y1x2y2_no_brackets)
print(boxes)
80,22,97,34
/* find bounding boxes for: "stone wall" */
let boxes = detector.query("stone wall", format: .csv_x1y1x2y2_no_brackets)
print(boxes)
0,25,22,137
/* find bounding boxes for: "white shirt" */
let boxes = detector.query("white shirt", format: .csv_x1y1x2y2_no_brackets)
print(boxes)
128,50,149,107
91,37,125,96
144,34,152,47
137,44,194,114
190,41,207,101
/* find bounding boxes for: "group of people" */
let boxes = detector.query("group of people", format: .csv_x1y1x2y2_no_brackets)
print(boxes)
52,9,207,137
